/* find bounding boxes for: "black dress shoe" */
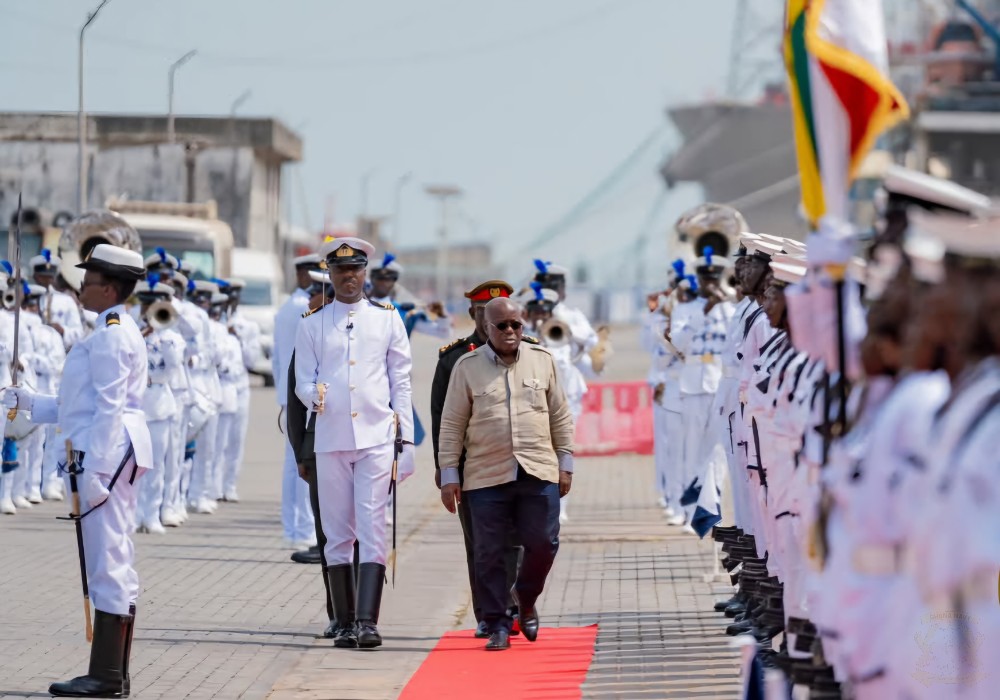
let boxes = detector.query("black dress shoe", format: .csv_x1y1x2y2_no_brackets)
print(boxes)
511,589,539,642
291,547,323,565
356,621,382,649
485,629,510,651
323,620,336,639
474,620,490,639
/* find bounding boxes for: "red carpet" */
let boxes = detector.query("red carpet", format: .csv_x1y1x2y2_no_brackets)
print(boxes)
399,625,599,700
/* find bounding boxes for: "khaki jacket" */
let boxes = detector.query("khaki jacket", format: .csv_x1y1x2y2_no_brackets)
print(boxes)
438,342,575,491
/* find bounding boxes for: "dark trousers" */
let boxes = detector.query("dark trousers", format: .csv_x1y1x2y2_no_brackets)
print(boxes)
305,460,359,621
465,469,560,633
457,495,521,623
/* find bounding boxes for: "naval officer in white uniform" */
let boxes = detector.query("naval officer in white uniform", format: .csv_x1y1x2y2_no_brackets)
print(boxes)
7,243,152,698
294,236,415,650
274,253,322,548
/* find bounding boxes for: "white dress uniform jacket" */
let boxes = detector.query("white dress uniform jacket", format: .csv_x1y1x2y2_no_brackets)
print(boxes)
31,306,153,476
295,298,414,450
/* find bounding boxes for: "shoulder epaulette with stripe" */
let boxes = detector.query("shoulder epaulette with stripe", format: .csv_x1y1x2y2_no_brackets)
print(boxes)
439,338,464,356
302,302,330,318
523,334,540,345
105,312,120,327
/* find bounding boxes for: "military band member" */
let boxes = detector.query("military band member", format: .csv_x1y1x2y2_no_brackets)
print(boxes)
222,278,259,502
186,281,223,514
430,279,521,639
275,253,322,548
31,249,86,350
6,244,152,698
369,252,452,339
294,236,415,649
533,260,600,377
134,280,185,534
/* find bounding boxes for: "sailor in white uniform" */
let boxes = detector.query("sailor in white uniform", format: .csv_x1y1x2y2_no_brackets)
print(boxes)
295,236,415,650
274,253,322,548
21,284,67,504
31,249,86,350
6,244,152,698
134,280,185,535
221,278,260,502
185,281,223,514
206,290,245,502
368,253,453,339
532,260,600,378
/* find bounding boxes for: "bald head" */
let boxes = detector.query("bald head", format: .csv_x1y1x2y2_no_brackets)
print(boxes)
484,296,520,323
484,297,523,360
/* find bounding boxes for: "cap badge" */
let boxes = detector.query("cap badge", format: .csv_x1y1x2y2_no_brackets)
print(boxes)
335,245,357,258
489,287,501,298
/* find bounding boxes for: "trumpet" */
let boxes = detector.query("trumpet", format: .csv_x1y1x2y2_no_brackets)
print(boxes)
2,287,17,311
540,318,572,349
145,300,179,330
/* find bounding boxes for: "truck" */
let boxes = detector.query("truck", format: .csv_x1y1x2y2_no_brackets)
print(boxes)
230,247,285,386
105,198,234,280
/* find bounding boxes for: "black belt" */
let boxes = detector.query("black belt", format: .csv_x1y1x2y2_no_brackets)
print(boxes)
68,444,138,520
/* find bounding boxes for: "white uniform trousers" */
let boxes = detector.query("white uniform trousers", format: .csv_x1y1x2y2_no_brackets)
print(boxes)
41,425,64,493
162,405,186,515
223,387,250,496
16,430,46,500
213,411,236,500
664,408,685,513
136,420,172,526
316,442,394,566
82,452,141,615
680,393,715,521
171,404,190,513
188,412,219,506
282,440,314,542
559,401,582,520
652,402,671,501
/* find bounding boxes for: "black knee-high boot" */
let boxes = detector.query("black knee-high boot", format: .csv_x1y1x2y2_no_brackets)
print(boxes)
49,609,129,697
355,563,386,649
325,564,358,648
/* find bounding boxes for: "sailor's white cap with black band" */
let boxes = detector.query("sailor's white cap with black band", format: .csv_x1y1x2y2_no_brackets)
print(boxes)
135,281,176,297
293,253,322,268
308,269,332,285
320,237,376,266
225,278,246,290
883,165,993,216
29,249,61,274
190,280,220,296
210,292,229,305
370,253,403,276
144,248,180,271
76,244,146,280
23,283,47,299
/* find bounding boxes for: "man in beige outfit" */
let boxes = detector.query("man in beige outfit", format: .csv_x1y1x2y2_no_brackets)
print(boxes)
438,297,575,651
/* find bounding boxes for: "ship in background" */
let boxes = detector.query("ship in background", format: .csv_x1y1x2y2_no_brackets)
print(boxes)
659,0,1000,238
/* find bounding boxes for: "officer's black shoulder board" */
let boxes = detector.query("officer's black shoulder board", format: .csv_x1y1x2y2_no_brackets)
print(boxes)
439,337,464,356
368,299,395,310
522,334,540,345
105,312,120,327
302,302,330,318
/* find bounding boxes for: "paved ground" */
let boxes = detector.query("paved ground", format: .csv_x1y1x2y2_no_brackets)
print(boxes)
0,325,739,699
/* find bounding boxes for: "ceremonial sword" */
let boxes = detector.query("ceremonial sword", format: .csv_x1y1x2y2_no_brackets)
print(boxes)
387,414,402,586
62,439,94,642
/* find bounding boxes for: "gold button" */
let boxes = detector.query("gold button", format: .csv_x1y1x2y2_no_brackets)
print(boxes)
349,360,356,365
351,412,358,418
349,311,356,316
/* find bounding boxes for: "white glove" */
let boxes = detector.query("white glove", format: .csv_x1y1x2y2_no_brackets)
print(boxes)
397,444,416,484
3,387,35,412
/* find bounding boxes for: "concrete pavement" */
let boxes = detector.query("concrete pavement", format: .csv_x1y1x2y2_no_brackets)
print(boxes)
0,327,739,699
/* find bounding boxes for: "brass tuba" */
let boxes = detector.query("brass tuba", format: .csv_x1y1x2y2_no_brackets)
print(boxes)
57,210,143,292
672,203,749,261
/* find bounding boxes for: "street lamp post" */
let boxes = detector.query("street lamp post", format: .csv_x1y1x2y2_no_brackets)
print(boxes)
167,49,197,144
227,90,252,236
77,0,110,214
425,184,462,304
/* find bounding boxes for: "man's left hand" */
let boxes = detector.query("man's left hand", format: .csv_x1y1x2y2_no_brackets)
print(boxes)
559,471,572,498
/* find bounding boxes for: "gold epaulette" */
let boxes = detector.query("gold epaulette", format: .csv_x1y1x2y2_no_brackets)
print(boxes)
105,312,120,327
523,334,540,345
302,302,330,318
376,301,395,310
439,338,464,356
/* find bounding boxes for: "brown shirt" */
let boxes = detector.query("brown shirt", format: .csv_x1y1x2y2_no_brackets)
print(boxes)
438,341,575,491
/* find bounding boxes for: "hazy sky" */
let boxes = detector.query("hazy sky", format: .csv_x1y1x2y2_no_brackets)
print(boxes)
1,0,764,284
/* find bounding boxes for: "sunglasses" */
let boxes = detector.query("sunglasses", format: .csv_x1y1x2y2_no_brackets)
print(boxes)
491,320,523,332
